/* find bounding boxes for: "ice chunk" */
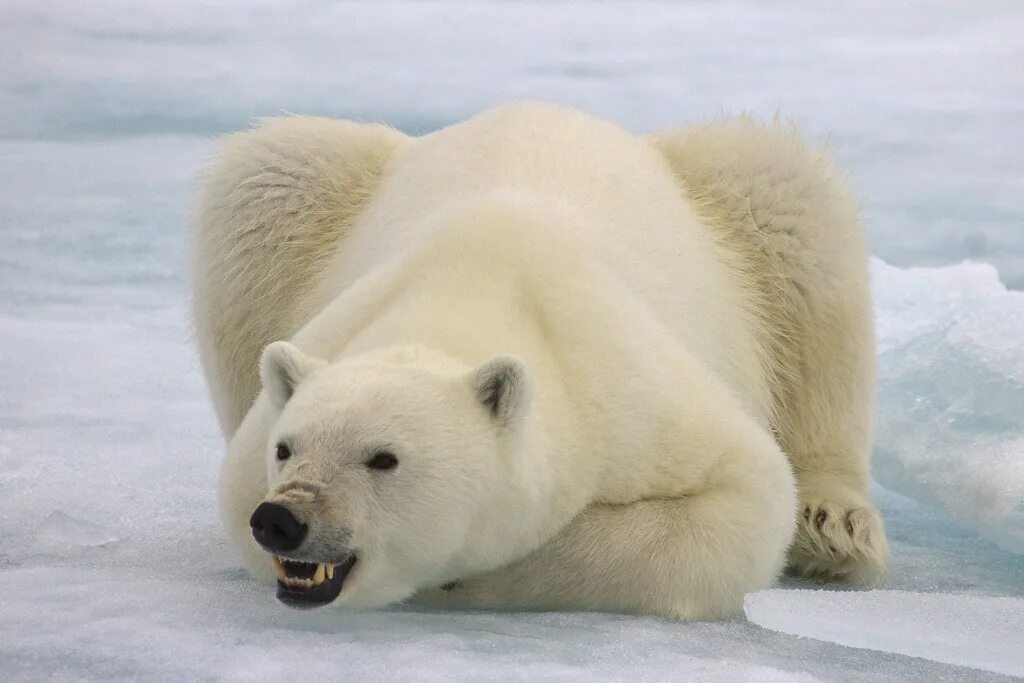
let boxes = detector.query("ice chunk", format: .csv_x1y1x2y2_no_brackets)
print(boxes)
32,511,120,553
746,589,1024,677
872,258,1024,554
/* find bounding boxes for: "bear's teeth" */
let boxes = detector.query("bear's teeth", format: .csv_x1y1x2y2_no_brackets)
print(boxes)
271,555,288,581
270,557,335,587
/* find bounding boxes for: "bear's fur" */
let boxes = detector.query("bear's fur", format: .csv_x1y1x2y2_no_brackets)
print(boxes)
191,102,889,619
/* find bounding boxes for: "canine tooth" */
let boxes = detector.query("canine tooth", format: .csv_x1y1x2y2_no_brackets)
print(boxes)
271,555,288,581
313,564,326,585
325,564,334,579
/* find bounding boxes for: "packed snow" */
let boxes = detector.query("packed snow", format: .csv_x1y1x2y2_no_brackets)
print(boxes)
1,1,1022,680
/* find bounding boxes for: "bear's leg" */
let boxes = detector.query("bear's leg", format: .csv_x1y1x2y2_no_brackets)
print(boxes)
653,120,890,584
415,422,796,619
776,278,890,584
218,402,276,584
737,143,891,586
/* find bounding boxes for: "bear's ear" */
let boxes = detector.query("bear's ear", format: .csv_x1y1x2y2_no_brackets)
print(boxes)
471,356,532,427
260,341,326,409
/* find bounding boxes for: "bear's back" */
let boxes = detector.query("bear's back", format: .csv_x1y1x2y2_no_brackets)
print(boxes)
312,102,770,423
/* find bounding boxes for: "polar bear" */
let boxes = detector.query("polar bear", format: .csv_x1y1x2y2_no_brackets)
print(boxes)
191,102,889,619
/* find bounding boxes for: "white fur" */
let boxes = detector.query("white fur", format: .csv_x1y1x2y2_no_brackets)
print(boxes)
191,102,888,619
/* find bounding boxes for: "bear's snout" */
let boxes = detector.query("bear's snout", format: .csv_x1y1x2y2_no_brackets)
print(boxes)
249,502,308,553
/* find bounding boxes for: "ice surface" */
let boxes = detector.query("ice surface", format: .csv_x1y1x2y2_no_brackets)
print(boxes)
746,590,1024,678
3,0,1024,286
2,1,1023,680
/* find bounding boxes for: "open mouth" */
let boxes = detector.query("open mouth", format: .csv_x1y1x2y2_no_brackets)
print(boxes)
271,555,357,609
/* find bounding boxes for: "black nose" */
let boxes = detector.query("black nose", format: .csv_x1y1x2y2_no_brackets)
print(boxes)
249,502,308,552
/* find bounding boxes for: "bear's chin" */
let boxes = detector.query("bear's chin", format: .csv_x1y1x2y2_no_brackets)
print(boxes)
273,555,357,609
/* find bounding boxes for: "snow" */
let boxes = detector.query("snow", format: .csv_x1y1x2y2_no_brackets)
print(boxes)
1,1,1022,680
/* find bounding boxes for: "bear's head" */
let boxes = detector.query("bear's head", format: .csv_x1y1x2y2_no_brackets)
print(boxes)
248,341,532,609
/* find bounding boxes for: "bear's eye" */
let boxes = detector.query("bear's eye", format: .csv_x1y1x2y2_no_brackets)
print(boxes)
366,451,398,471
275,443,291,461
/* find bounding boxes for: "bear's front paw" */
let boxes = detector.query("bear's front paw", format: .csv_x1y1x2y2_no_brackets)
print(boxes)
788,496,890,586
